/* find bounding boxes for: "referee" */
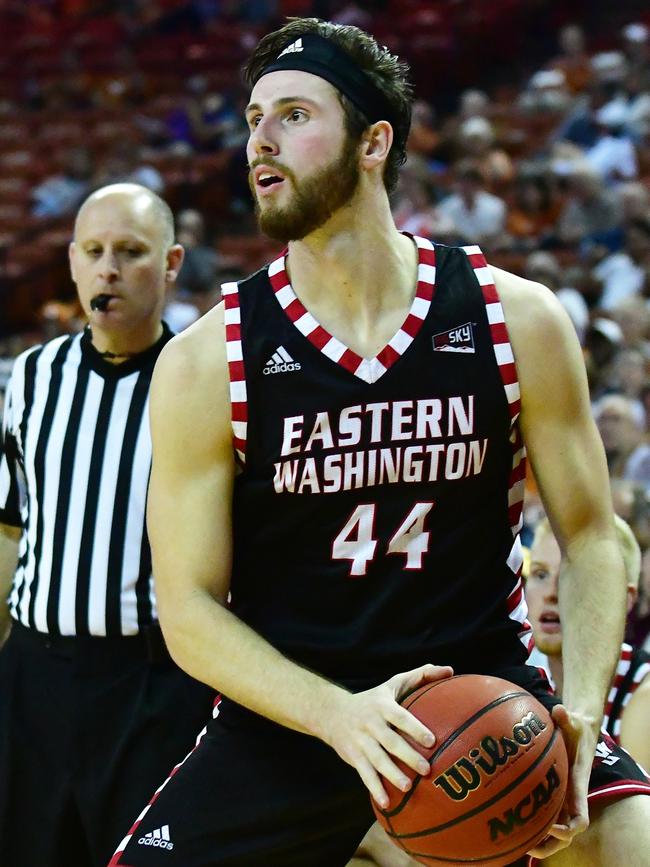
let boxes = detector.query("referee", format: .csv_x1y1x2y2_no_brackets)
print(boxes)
0,184,216,867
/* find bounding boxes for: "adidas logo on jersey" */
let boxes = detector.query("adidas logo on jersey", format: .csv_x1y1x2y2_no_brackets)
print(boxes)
278,38,303,57
138,825,174,850
263,346,301,375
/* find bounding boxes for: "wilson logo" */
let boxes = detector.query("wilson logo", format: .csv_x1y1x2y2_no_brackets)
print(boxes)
487,763,561,841
433,711,547,802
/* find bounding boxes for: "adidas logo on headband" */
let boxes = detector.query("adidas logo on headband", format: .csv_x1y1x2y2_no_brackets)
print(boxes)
258,33,396,129
278,38,303,58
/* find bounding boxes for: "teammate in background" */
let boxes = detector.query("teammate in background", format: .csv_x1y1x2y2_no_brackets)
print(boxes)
0,184,215,866
112,20,650,867
528,516,650,772
350,513,650,867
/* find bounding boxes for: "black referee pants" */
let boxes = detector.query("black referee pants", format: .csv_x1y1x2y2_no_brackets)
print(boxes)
0,622,216,867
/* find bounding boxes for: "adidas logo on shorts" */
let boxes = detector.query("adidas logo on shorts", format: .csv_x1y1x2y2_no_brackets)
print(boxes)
263,346,301,375
138,824,174,850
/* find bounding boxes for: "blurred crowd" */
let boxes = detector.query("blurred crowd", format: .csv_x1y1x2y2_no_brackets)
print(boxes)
1,2,650,647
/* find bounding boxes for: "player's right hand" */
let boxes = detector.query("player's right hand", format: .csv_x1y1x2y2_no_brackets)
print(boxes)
318,664,453,809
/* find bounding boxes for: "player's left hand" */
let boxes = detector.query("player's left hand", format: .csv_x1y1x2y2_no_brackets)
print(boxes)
527,703,597,859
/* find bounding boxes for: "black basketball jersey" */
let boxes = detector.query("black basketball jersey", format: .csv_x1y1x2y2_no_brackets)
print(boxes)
223,237,532,690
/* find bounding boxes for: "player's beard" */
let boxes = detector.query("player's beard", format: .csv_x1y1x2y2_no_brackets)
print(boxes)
249,135,360,243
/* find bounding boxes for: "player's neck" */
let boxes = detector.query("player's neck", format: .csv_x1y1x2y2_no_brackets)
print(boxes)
548,654,564,698
286,193,417,321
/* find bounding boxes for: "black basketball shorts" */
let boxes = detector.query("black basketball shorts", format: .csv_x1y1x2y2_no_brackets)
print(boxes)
110,666,650,867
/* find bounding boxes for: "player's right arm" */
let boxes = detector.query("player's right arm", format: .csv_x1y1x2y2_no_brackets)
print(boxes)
148,302,451,807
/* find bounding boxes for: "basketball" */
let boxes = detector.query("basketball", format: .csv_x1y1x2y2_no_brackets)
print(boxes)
373,675,569,866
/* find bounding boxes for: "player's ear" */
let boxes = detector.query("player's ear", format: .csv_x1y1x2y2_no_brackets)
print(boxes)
68,242,78,284
626,584,638,614
360,121,393,173
166,244,185,282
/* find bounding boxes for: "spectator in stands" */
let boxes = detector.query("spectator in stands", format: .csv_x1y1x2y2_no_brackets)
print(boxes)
176,209,220,297
621,22,650,90
618,181,650,225
548,24,593,95
563,262,602,311
518,68,571,114
594,393,650,491
506,170,561,250
524,251,589,343
392,163,455,242
591,50,629,93
166,208,223,325
96,45,149,110
607,347,648,401
593,216,650,309
586,101,639,186
557,80,613,151
437,161,506,247
406,100,442,167
612,479,650,550
637,108,650,175
92,141,164,194
31,146,93,218
162,291,201,333
437,88,490,162
555,165,621,249
611,295,650,356
167,77,241,153
458,88,490,121
614,69,650,141
455,116,513,188
584,317,625,397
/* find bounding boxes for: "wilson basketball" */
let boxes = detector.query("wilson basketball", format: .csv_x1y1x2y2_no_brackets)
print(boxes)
373,675,568,866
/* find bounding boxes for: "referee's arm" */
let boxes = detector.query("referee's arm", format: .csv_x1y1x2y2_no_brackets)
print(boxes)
0,523,19,644
1,372,22,644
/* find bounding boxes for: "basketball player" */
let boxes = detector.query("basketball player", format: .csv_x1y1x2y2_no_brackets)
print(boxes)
528,515,650,771
0,184,216,866
350,514,650,867
110,20,650,867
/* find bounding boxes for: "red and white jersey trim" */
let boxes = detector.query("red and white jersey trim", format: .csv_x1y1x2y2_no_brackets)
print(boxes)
222,281,247,465
604,643,650,739
267,235,436,385
463,245,532,654
462,244,526,536
109,698,222,866
506,573,534,654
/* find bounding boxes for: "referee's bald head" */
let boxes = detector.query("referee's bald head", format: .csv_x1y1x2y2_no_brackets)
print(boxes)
75,184,175,249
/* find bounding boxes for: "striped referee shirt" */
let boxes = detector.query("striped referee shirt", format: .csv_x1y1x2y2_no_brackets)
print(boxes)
0,324,173,637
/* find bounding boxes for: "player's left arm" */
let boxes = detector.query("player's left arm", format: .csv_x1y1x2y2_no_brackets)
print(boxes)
494,267,627,853
619,674,650,772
